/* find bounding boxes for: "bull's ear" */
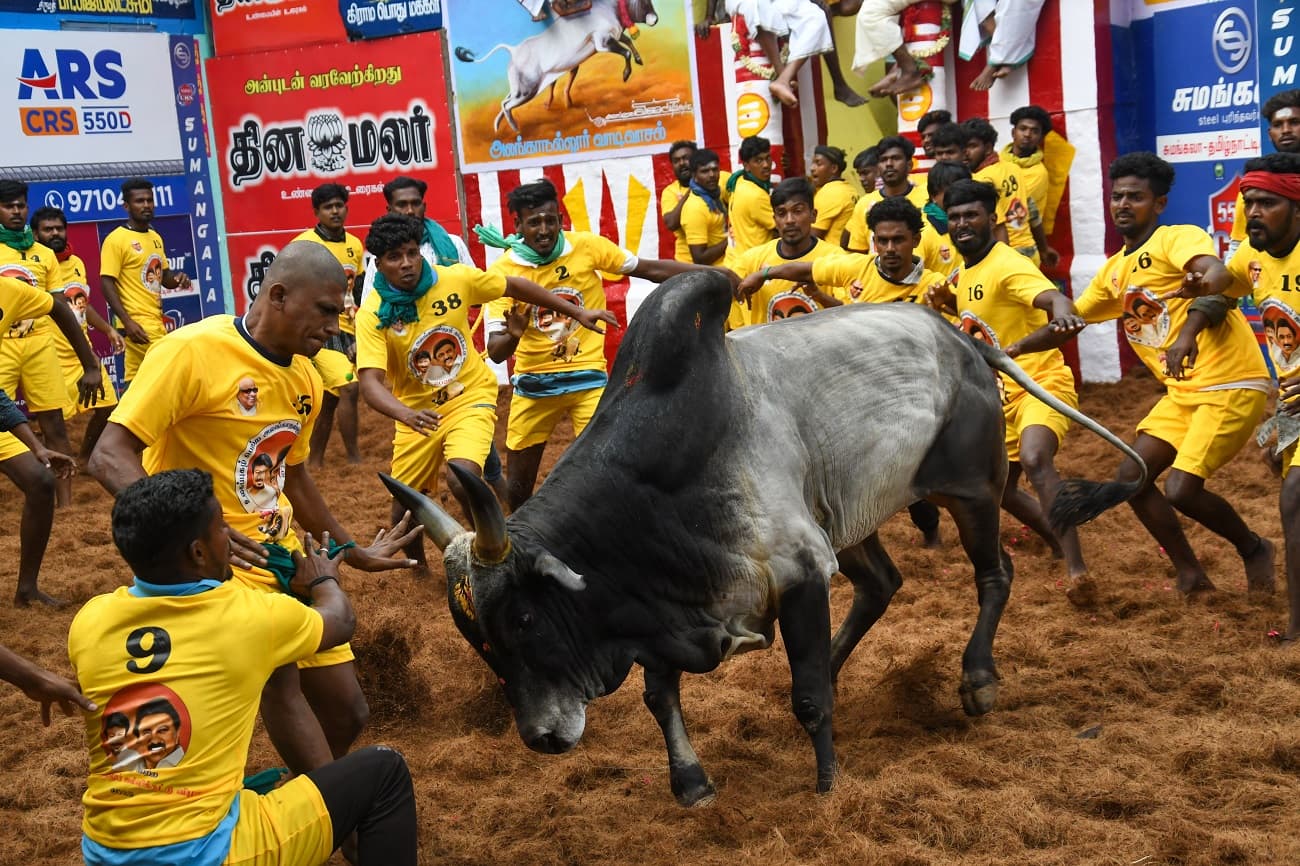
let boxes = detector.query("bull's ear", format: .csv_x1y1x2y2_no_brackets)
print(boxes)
533,550,585,592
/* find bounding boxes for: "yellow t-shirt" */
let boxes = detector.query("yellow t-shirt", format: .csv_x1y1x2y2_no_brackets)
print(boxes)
679,194,726,265
955,242,1069,399
108,315,324,582
292,229,364,335
660,181,691,263
355,265,507,416
1000,149,1050,216
845,184,931,251
813,179,858,249
1227,237,1300,378
100,226,167,327
974,160,1035,250
917,220,959,279
1075,224,1268,392
728,176,776,258
734,238,846,325
0,274,54,337
813,254,947,305
51,254,93,368
0,240,58,339
70,581,323,848
486,232,633,374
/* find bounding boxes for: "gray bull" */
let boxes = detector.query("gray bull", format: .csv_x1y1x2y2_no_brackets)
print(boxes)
384,270,1143,806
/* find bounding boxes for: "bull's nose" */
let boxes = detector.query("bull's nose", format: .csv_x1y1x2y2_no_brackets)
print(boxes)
645,12,657,25
523,727,575,754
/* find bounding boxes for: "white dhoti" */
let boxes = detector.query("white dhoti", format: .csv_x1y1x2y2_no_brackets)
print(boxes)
852,0,915,72
728,0,833,59
959,0,1046,66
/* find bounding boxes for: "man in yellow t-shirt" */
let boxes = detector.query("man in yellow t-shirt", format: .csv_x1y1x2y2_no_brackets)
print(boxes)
732,178,847,326
809,145,858,248
844,136,930,253
71,469,417,866
724,136,776,267
88,242,420,777
963,118,1053,265
1229,90,1300,256
680,148,729,268
1196,154,1300,635
0,181,86,506
1000,105,1061,268
99,178,192,383
0,275,89,607
924,179,1091,586
484,179,717,510
661,140,697,263
356,214,616,568
916,161,971,281
31,206,123,463
1066,153,1274,600
292,183,365,468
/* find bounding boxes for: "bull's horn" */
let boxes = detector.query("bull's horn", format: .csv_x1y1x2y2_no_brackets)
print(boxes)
447,462,509,564
378,473,464,551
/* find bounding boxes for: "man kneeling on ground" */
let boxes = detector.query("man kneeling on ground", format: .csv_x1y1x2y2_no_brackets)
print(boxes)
71,469,417,866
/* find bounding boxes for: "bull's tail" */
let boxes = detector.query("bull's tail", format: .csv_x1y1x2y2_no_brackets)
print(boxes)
454,43,514,64
967,337,1148,532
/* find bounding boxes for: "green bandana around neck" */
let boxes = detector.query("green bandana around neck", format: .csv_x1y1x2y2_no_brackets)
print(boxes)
373,260,437,330
726,170,771,194
0,225,35,251
423,218,462,266
473,224,567,267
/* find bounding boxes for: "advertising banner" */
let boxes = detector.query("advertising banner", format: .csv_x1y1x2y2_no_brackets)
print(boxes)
1258,0,1297,151
206,31,458,313
341,0,442,40
0,0,196,20
207,0,346,57
444,0,700,172
1,30,184,182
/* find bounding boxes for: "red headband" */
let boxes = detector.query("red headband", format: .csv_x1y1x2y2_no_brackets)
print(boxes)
1240,171,1300,202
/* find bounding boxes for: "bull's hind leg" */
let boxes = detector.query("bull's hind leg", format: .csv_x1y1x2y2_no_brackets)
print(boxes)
830,533,902,682
643,668,715,807
778,575,837,793
943,491,1013,717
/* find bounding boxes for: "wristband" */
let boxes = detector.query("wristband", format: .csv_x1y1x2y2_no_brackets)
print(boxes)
762,266,771,281
307,574,338,590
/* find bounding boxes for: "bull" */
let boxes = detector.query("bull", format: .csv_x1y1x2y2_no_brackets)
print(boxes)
384,270,1143,806
453,0,659,134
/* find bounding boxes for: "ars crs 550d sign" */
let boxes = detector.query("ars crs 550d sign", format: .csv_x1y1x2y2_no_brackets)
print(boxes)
1,31,183,181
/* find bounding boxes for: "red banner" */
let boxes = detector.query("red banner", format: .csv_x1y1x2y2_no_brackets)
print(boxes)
208,0,347,57
205,32,460,313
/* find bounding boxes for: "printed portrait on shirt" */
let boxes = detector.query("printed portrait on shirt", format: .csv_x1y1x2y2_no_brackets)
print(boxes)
1261,298,1300,377
234,422,299,540
767,291,816,322
410,325,467,404
64,285,91,328
143,254,165,297
535,287,582,362
1120,287,1170,349
2,263,38,338
99,682,192,774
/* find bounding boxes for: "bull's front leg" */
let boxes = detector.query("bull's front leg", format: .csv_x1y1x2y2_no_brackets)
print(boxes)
642,667,715,807
778,576,837,793
619,32,643,66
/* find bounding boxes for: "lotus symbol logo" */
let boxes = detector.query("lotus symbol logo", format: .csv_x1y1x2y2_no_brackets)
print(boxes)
1212,7,1251,75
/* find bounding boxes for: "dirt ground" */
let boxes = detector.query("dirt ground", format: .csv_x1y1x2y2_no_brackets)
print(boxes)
3,368,1299,866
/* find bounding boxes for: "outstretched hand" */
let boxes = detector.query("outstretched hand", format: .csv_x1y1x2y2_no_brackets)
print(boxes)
23,669,96,727
342,511,423,572
1163,332,1199,380
576,308,619,334
1161,268,1214,301
735,272,765,307
925,279,956,313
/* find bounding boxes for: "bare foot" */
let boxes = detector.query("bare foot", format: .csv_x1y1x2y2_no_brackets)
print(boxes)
971,63,1002,91
1176,573,1217,598
346,454,363,465
1065,575,1097,607
15,589,66,609
770,80,798,107
1243,535,1277,593
882,65,926,96
867,66,901,97
833,81,866,107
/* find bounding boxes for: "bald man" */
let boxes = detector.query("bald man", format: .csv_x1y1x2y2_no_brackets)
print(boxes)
88,241,422,776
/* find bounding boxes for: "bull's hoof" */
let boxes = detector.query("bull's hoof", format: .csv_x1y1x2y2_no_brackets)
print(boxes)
671,764,716,808
958,670,999,717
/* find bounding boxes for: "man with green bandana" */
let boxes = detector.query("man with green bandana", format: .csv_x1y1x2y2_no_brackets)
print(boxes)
481,178,732,510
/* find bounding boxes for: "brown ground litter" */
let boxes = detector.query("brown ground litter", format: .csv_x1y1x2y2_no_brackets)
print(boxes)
2,367,1299,865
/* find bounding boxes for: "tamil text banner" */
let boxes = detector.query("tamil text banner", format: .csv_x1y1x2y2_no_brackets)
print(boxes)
207,0,346,57
444,0,700,172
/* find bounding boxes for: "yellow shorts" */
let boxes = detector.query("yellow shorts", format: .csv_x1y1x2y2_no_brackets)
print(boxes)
390,401,496,490
0,331,72,413
311,349,355,398
225,777,333,866
506,386,603,451
232,530,355,669
61,356,117,419
1003,373,1077,463
1137,386,1268,479
122,316,168,381
0,431,28,462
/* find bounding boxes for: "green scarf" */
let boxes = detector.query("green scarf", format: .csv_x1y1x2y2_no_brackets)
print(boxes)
262,539,356,604
0,225,34,251
474,224,567,266
726,170,771,195
373,260,436,330
423,218,462,267
923,202,949,235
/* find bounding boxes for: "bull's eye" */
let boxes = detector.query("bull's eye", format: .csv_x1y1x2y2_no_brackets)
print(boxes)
516,612,534,631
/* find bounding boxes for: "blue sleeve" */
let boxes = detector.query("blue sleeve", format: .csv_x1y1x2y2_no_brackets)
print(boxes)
0,389,28,433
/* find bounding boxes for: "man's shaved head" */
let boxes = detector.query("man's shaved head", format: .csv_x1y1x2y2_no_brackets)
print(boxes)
264,240,347,295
